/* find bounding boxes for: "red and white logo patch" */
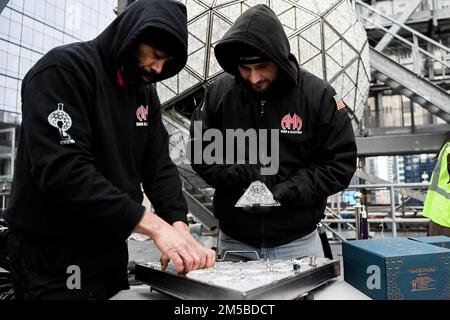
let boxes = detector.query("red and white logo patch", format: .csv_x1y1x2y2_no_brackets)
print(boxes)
281,114,303,135
136,105,149,127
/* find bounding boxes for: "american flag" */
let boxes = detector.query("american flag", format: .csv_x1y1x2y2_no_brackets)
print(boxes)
334,95,346,111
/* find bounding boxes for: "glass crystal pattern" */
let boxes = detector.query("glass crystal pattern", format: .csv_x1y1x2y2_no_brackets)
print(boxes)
163,0,370,128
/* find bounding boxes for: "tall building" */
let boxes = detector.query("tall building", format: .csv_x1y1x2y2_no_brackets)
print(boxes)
0,0,117,179
357,0,449,210
403,154,435,183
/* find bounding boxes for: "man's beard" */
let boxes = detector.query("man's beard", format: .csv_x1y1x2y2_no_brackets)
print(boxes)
248,80,271,94
120,49,159,89
138,69,159,84
252,82,269,93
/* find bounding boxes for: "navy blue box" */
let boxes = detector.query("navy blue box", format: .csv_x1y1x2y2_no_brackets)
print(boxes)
409,236,450,249
343,238,450,300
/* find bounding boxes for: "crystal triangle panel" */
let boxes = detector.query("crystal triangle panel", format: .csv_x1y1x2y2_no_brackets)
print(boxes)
235,181,280,208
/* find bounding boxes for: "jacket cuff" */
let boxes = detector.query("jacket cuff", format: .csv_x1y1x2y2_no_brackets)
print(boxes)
162,208,189,226
121,201,146,239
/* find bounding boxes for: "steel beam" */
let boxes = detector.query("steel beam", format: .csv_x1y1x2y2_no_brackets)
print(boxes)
183,190,218,231
370,48,450,123
356,131,448,156
375,0,423,52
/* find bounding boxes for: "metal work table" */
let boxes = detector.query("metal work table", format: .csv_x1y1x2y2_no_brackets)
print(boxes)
111,276,370,300
113,238,371,300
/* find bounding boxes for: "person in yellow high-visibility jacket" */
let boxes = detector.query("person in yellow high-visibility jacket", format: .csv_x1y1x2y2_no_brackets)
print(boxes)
422,137,450,236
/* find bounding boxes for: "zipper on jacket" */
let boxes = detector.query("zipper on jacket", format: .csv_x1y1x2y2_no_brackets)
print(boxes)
260,100,266,118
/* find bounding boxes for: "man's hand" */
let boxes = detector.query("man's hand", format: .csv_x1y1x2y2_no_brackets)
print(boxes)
162,222,216,271
134,211,214,274
271,180,300,203
219,164,261,189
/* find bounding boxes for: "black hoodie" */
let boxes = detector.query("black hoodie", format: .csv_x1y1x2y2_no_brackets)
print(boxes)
191,5,357,248
4,0,189,249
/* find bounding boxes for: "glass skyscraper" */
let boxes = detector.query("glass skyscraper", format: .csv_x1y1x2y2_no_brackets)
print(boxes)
0,0,117,179
0,0,117,125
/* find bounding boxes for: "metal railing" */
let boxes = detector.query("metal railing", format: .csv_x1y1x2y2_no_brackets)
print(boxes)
324,182,430,239
0,180,431,241
351,0,450,78
0,192,9,211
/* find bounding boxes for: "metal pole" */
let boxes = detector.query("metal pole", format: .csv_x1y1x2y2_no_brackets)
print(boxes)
337,193,342,233
361,205,369,239
390,185,397,237
323,218,430,223
355,204,361,240
354,192,363,240
413,35,421,75
427,41,434,81
11,127,15,180
350,183,429,188
376,92,385,128
432,0,438,28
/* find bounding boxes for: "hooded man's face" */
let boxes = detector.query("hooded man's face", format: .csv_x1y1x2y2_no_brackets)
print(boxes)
238,61,278,93
137,43,173,83
120,43,173,88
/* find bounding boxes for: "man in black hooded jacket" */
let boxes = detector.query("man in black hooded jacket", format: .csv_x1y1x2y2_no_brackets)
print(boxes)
4,0,215,300
190,5,357,261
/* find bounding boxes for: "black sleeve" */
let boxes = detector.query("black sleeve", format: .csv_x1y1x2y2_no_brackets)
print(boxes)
189,87,232,189
142,91,188,225
289,86,357,205
22,66,145,242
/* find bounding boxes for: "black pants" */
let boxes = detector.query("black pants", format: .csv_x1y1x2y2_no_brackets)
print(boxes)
7,231,129,300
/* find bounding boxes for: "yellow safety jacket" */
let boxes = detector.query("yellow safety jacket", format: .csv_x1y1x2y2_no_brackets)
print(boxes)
422,141,450,227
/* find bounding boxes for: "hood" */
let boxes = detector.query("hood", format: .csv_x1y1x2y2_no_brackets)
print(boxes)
95,0,188,82
214,4,299,88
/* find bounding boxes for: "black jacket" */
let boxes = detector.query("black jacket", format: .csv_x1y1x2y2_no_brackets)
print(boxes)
191,5,357,248
4,0,189,249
